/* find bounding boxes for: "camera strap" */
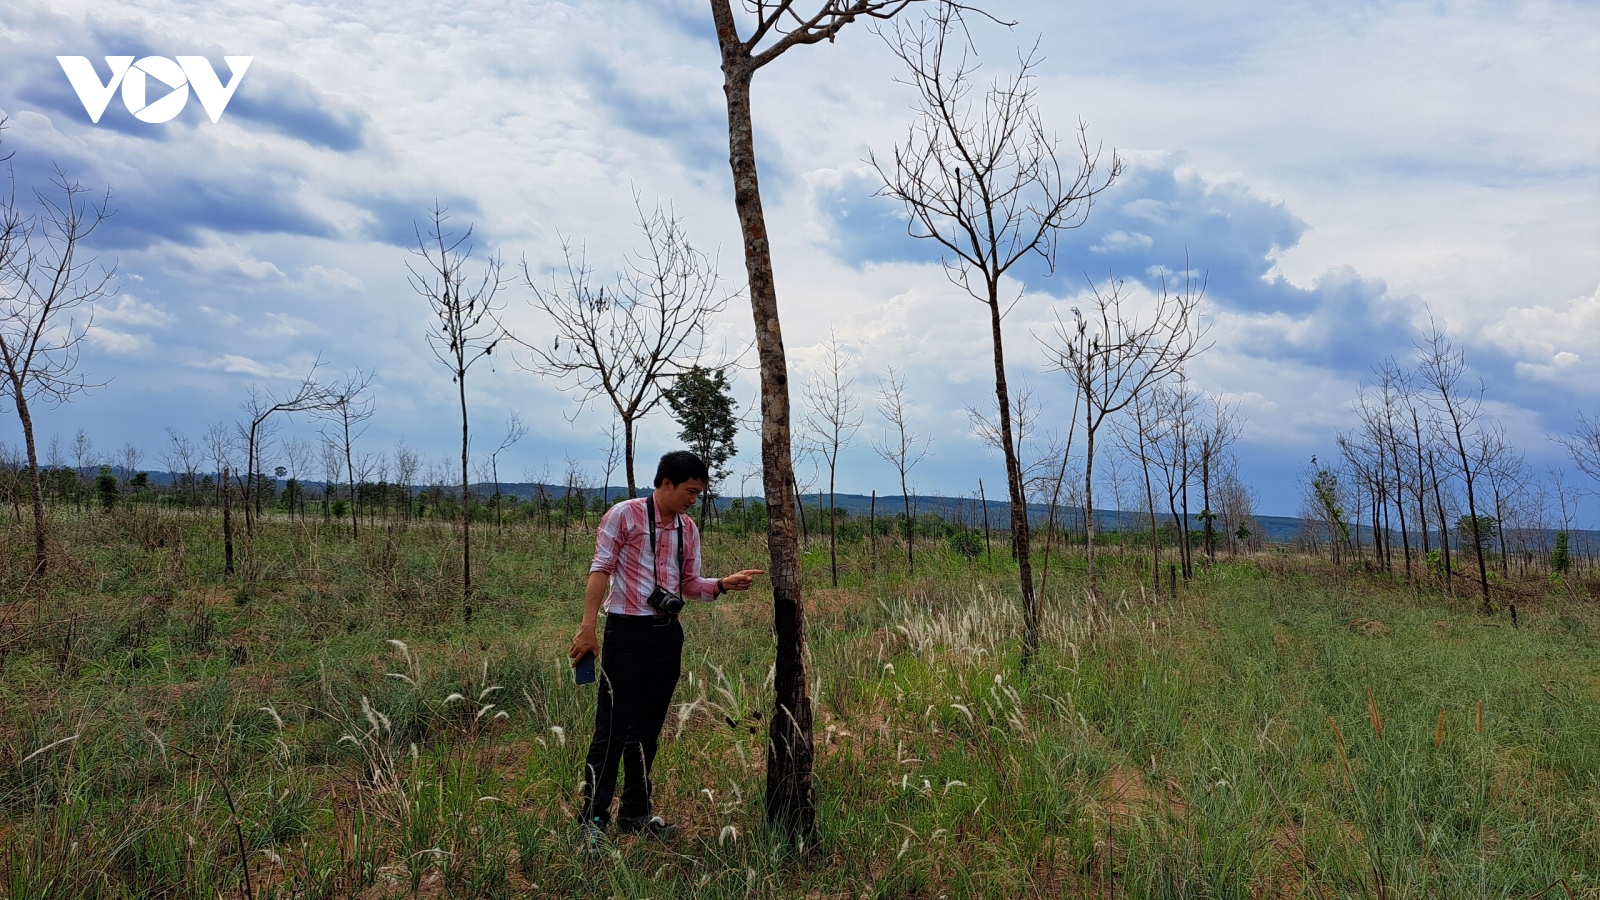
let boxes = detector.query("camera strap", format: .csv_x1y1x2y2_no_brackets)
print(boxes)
644,496,685,594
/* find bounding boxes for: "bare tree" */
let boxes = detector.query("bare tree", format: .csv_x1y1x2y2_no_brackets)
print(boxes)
0,132,115,581
599,417,623,513
235,362,333,534
69,429,94,512
119,442,143,491
872,367,930,573
162,427,202,508
1416,319,1494,614
709,0,954,839
487,411,527,531
280,436,313,521
1197,394,1241,567
1558,410,1600,488
393,442,420,522
318,438,344,524
409,206,506,624
517,200,727,497
872,5,1120,662
1147,379,1203,579
1043,273,1204,602
1115,391,1163,597
316,369,376,538
800,332,862,586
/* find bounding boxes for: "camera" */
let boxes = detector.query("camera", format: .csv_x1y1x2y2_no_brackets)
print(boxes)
647,584,686,616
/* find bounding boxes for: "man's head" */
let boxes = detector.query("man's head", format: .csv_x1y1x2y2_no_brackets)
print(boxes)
652,450,709,517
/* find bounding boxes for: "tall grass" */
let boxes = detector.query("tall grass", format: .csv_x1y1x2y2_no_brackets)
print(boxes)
2,511,1598,897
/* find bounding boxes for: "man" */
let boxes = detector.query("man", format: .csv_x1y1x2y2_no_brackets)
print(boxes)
569,450,763,848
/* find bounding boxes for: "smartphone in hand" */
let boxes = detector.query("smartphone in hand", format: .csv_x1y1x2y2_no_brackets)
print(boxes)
574,651,596,685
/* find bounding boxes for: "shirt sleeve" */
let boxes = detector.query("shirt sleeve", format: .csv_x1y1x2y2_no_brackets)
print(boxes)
679,516,721,601
590,503,626,574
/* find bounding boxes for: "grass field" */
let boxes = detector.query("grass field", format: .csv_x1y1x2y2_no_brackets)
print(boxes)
3,509,1599,898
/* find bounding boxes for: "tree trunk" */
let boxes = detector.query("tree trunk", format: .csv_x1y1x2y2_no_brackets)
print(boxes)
870,489,877,573
459,372,473,623
1084,415,1099,605
344,422,359,540
222,465,235,576
14,388,48,582
1429,455,1452,593
711,36,813,841
986,292,1037,663
979,479,991,560
828,466,838,588
1135,415,1160,599
899,473,912,573
624,416,638,499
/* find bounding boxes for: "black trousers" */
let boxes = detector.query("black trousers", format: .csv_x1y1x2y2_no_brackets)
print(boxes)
578,614,683,827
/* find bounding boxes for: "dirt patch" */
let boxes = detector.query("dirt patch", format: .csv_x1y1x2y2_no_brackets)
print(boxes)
1345,617,1391,637
1098,765,1185,821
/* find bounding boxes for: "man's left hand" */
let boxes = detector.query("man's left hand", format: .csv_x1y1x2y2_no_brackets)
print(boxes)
720,569,764,592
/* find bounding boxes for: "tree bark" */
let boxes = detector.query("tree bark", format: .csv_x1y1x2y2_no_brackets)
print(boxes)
1083,407,1098,605
987,292,1037,663
459,372,473,623
13,388,47,582
624,417,638,499
711,15,814,840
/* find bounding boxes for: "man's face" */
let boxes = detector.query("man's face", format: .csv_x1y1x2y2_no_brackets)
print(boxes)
656,478,706,517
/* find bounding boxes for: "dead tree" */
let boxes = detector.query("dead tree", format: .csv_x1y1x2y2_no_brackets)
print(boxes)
487,411,527,531
409,205,506,624
800,332,862,586
1042,273,1203,604
0,132,115,582
871,4,1121,662
872,366,930,573
1146,379,1203,579
280,437,313,521
394,442,420,522
1559,410,1600,487
708,0,938,841
1415,320,1494,615
235,363,331,535
161,427,202,508
315,369,376,538
516,201,726,498
1197,394,1240,567
1115,391,1164,598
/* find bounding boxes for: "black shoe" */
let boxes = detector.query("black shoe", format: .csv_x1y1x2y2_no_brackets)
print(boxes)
616,815,679,840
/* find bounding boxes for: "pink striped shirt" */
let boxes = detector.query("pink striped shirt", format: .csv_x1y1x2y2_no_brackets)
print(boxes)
590,497,721,615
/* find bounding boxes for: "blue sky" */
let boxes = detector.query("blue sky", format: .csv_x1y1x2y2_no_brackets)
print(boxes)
0,0,1596,521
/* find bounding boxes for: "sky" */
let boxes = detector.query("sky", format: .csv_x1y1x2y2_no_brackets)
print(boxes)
0,0,1596,521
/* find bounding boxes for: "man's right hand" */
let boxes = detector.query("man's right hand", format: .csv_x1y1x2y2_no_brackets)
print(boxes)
570,626,599,666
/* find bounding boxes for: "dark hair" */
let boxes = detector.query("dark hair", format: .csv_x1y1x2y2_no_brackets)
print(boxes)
654,450,709,488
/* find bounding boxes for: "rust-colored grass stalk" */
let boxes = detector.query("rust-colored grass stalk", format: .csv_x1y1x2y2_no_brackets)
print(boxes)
1328,715,1353,791
1366,687,1383,738
1434,707,1446,748
1476,699,1484,734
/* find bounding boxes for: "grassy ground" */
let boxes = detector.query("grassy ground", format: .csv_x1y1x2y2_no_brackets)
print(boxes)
2,508,1599,898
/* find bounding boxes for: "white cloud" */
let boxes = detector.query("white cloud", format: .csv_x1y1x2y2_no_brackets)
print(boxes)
1486,284,1600,389
89,329,154,355
97,294,172,329
1091,231,1154,254
302,264,364,292
249,312,320,339
198,355,274,377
